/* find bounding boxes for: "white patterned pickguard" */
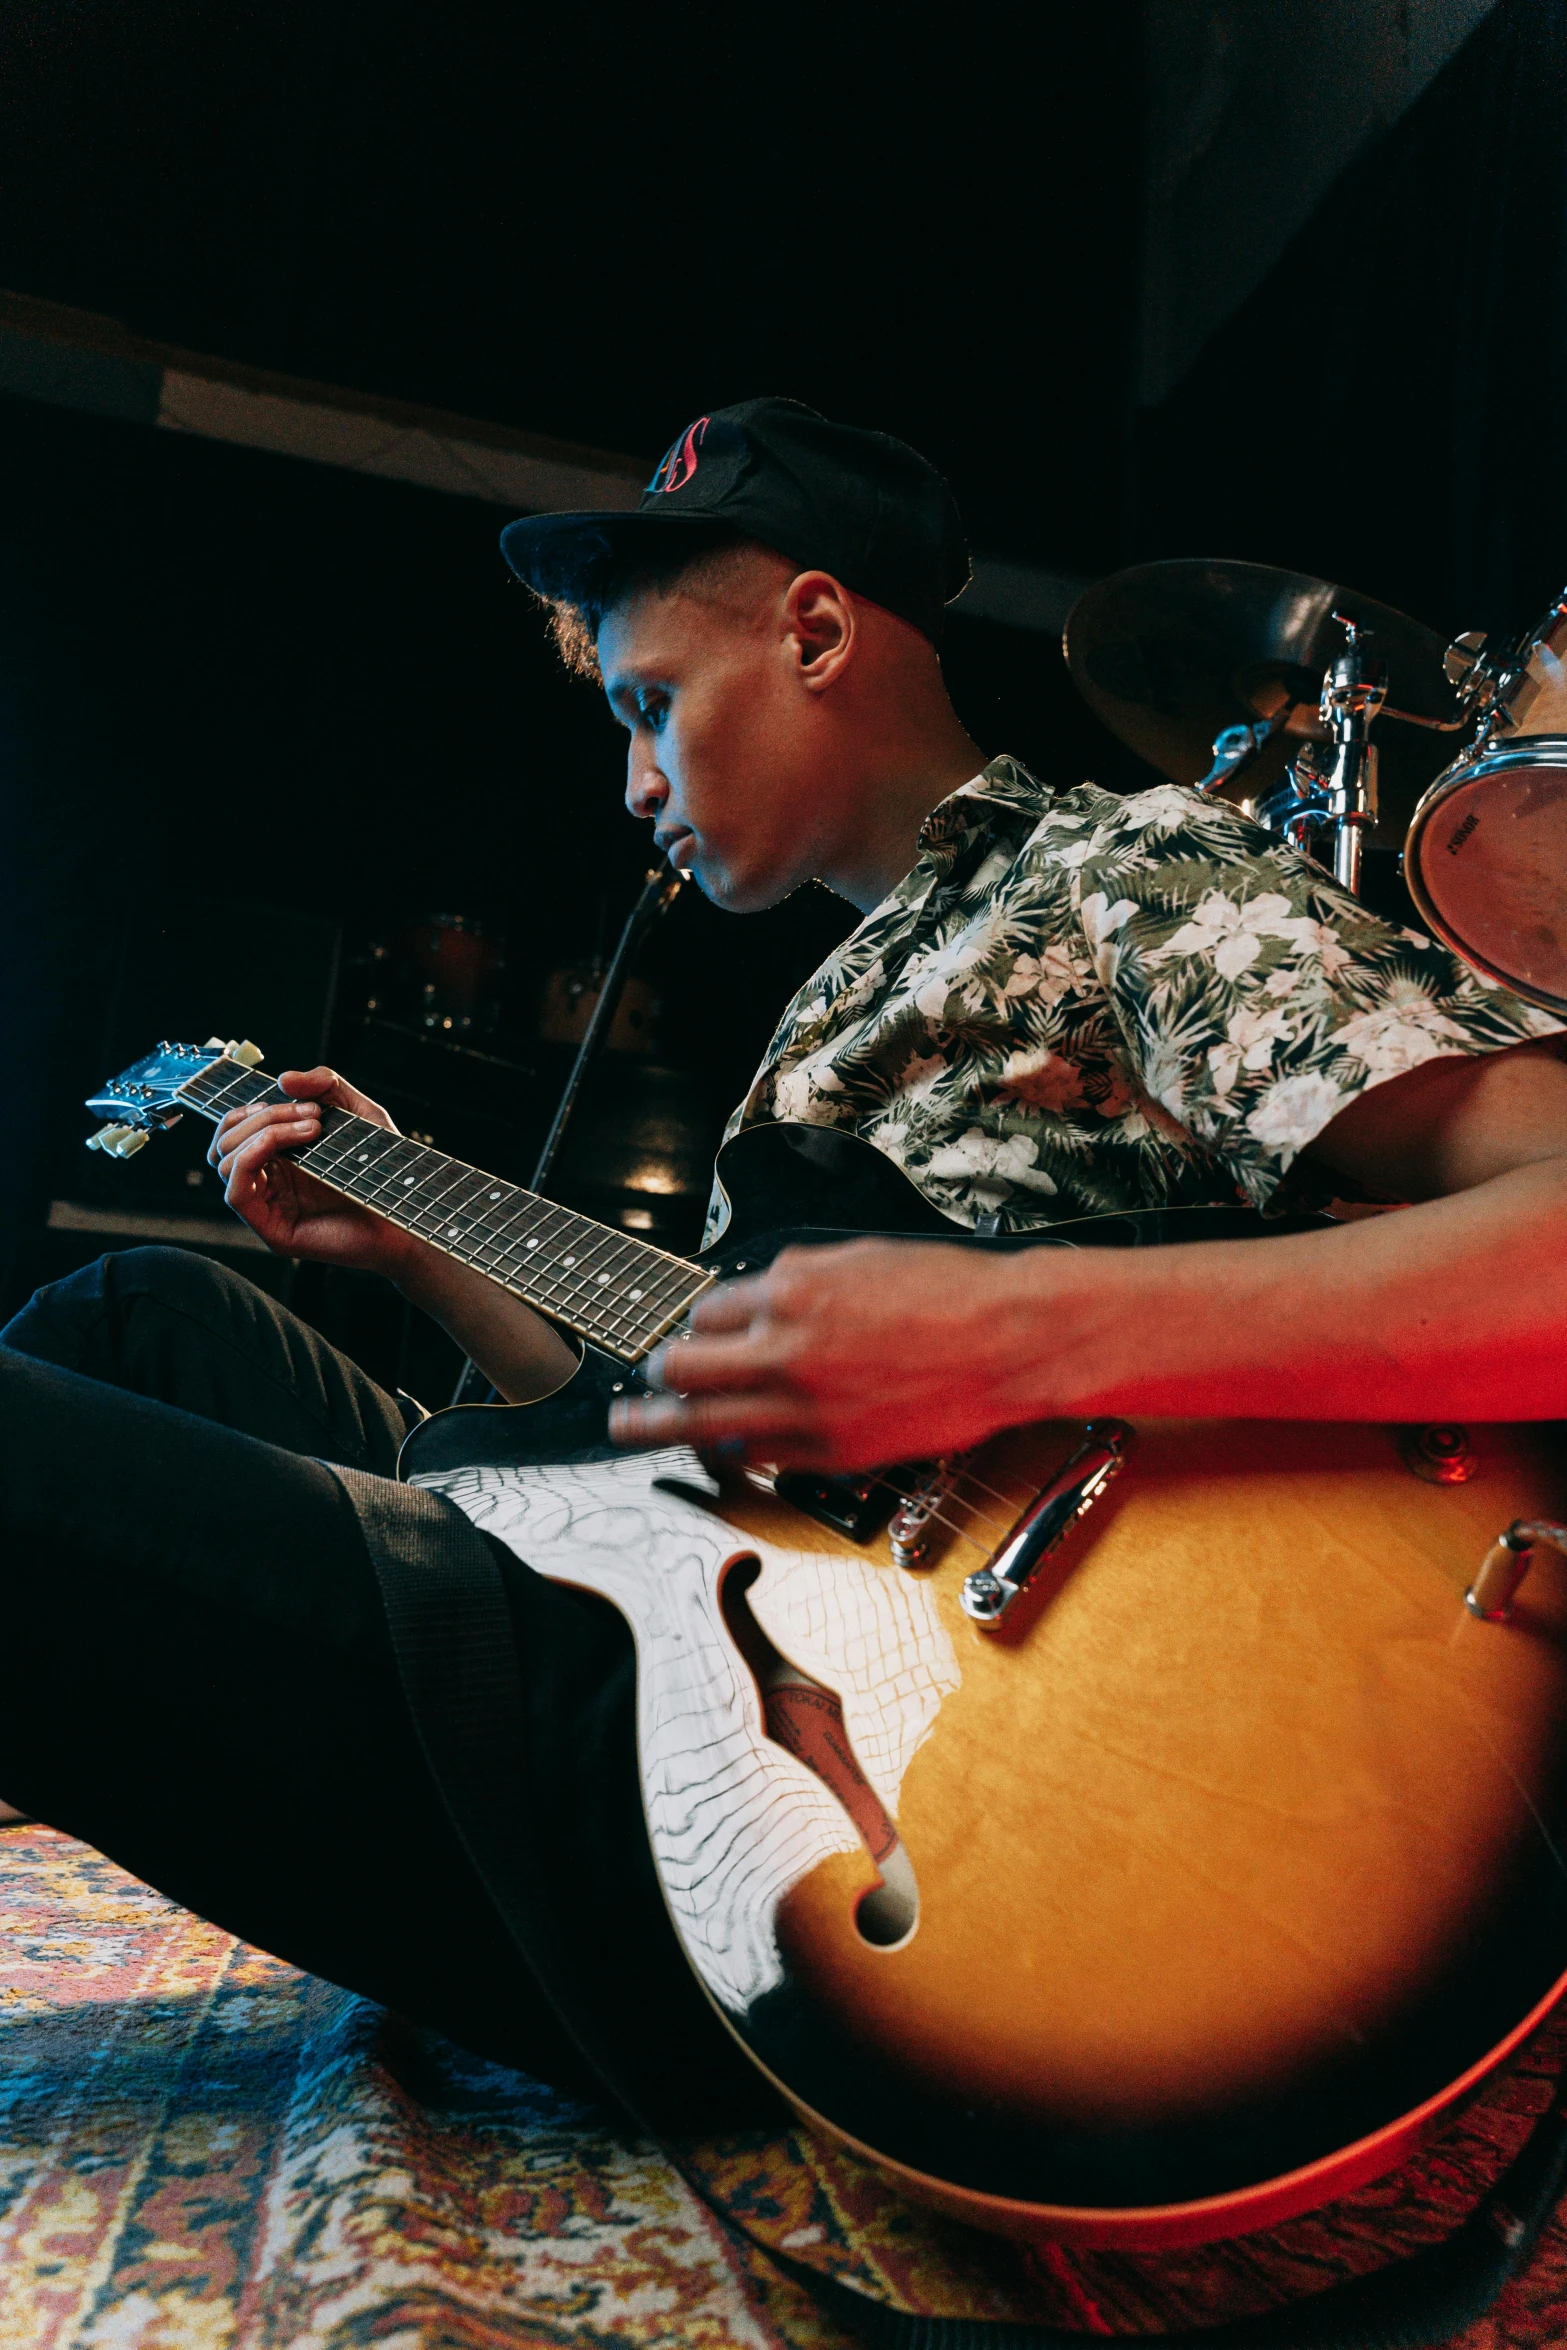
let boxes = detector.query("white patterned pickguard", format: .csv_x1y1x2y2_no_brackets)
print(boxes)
410,1448,959,2014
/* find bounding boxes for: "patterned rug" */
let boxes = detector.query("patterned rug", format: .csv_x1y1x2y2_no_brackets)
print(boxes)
4,1822,1567,2349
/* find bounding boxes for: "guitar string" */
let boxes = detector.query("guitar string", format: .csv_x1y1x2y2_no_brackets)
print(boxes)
188,1071,1050,1497
190,1083,685,1350
877,1471,1013,1546
284,1107,700,1347
944,1460,1035,1511
200,1075,687,1308
868,1473,999,1559
883,1458,1034,1523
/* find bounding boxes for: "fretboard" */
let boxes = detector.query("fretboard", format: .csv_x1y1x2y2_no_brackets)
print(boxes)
178,1057,711,1364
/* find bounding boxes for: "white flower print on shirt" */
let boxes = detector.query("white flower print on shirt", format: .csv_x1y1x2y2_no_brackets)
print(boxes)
1331,999,1474,1079
708,757,1562,1238
1245,1071,1349,1156
926,1128,1059,1199
1152,890,1305,981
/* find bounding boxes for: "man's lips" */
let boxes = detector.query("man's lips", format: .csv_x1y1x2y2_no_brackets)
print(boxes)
656,827,695,864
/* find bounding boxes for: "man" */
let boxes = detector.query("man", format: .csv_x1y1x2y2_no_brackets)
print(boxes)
2,398,1566,2133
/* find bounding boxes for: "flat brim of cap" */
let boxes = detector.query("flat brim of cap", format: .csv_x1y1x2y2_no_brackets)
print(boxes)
499,507,739,602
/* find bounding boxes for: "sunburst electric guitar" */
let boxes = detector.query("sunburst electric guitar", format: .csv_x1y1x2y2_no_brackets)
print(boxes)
86,1039,1567,2251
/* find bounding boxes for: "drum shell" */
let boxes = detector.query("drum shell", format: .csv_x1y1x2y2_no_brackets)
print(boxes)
1404,736,1567,1015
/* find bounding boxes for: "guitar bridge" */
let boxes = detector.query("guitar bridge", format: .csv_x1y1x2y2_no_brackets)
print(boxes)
887,1458,967,1566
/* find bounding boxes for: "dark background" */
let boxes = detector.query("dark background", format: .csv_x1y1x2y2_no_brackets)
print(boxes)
1,0,1564,1387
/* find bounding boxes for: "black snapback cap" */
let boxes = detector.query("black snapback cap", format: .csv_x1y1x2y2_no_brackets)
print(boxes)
499,397,971,643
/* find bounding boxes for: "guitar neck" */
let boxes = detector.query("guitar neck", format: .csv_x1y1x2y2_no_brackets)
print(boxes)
177,1056,710,1364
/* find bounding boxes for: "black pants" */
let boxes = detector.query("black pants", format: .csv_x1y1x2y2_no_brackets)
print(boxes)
0,1246,769,2129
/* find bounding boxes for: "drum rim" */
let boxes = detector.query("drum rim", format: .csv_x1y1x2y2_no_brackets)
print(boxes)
1404,735,1567,1016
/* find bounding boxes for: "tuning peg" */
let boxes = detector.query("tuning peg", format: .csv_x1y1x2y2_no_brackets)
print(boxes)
86,1123,150,1157
202,1036,227,1050
231,1040,264,1067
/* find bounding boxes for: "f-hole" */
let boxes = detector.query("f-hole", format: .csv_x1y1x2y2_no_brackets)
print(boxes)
720,1557,919,1949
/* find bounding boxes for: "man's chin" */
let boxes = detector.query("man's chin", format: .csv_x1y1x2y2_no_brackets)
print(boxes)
689,862,793,916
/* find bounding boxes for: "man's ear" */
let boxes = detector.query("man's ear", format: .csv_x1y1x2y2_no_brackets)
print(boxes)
784,570,855,690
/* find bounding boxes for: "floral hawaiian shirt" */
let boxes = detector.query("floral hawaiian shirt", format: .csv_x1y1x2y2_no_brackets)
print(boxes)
708,754,1564,1237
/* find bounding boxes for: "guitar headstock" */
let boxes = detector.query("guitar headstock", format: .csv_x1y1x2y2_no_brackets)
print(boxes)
84,1038,263,1158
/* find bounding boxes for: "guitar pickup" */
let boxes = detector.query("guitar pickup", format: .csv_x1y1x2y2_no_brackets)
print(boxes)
772,1470,904,1544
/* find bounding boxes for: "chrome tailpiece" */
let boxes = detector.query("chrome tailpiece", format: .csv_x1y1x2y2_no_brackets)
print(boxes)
960,1421,1131,1628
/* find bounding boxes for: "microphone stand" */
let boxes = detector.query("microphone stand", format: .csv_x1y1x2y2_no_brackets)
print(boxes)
448,862,685,1407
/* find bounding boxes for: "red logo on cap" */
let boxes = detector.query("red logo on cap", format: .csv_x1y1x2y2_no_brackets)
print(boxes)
648,416,709,494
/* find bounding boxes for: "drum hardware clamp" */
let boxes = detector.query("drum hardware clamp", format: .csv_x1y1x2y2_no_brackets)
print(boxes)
1244,614,1386,896
1467,1519,1567,1623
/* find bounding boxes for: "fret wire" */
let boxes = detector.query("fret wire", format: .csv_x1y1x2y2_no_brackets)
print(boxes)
521,1223,636,1314
628,1279,717,1356
596,1256,709,1334
619,1275,710,1340
334,1127,409,1186
488,1257,644,1343
463,1183,524,1240
540,1227,676,1310
196,1070,268,1119
457,1218,563,1279
509,1212,639,1287
401,1165,484,1224
617,1260,709,1320
530,1212,608,1275
579,1233,651,1300
482,1202,573,1270
373,1155,454,1214
298,1114,372,1171
207,1063,700,1346
350,1144,693,1336
351,1146,436,1209
421,1172,496,1238
365,1136,425,1180
520,1255,662,1337
311,1110,361,1150
362,1147,682,1339
400,1169,471,1222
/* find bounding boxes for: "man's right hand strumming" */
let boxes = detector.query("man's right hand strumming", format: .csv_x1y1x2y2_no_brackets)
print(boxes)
211,1066,579,1403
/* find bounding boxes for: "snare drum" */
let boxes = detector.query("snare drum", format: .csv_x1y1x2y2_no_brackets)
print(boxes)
1405,736,1567,1013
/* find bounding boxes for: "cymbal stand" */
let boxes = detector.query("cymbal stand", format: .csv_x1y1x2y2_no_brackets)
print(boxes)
1250,613,1386,895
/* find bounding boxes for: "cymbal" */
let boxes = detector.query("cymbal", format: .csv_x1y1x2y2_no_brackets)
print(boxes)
1064,560,1464,837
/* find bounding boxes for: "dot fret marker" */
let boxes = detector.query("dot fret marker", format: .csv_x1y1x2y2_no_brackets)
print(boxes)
191,1061,713,1363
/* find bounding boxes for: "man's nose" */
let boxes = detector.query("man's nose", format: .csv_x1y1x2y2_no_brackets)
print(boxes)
625,741,669,821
